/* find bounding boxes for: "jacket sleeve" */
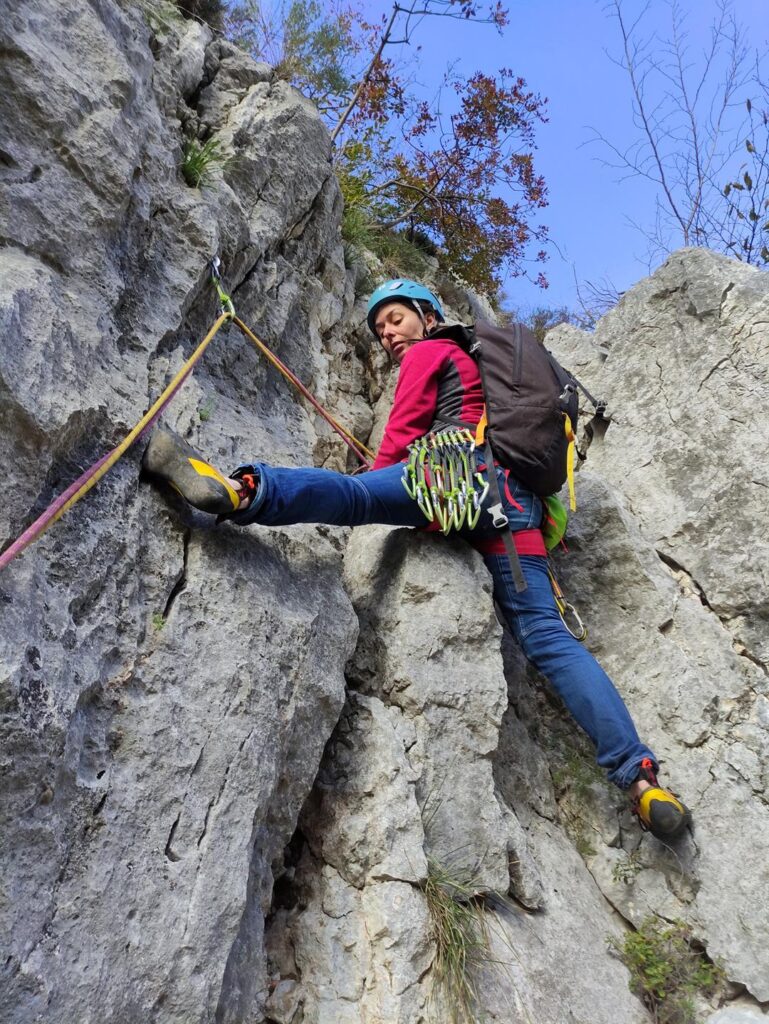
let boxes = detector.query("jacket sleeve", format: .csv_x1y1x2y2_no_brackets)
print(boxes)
372,343,448,469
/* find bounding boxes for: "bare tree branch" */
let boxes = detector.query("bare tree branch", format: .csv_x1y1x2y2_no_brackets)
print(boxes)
330,4,399,143
593,0,767,263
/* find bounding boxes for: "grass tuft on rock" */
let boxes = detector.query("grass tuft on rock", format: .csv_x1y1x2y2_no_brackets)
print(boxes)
341,206,432,283
424,858,515,1024
181,136,224,189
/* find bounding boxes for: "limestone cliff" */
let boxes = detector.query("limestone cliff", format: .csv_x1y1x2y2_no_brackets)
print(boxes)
1,3,767,1024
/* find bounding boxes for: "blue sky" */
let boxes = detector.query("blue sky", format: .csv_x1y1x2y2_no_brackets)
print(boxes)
359,0,769,313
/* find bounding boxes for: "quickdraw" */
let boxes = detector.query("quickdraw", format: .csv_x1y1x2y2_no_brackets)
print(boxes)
402,429,489,534
209,255,235,316
548,564,587,641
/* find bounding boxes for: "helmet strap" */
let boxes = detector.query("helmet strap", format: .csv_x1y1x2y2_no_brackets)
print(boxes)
409,299,428,336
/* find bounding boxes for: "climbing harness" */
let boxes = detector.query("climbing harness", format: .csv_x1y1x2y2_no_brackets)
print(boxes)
0,260,374,573
402,430,489,534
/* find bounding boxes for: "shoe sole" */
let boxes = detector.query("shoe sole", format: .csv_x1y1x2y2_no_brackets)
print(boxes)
142,429,240,515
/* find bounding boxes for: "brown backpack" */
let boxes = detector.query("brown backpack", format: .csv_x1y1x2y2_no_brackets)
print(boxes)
470,320,583,497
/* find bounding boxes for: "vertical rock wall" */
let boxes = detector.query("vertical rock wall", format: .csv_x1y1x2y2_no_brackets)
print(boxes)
2,3,769,1023
258,253,769,1024
543,252,769,1013
0,3,364,1021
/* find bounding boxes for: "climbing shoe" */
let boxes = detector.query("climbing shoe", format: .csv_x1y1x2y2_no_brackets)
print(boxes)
632,758,691,841
142,427,242,515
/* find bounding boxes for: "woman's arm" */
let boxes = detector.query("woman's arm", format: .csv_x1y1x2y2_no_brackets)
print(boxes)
372,342,449,469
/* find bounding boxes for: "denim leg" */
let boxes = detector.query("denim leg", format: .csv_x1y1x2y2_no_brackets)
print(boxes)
227,461,428,529
486,552,656,789
228,454,543,532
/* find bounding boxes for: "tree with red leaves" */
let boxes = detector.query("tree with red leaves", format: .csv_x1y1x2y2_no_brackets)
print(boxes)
227,0,548,295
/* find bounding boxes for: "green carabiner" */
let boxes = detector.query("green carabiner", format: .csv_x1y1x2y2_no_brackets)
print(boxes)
416,481,434,522
402,445,420,498
210,256,236,317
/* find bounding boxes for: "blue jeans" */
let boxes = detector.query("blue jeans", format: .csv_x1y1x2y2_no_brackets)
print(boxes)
230,459,656,789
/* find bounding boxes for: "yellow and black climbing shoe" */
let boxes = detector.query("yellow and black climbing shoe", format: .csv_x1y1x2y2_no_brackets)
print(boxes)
632,758,691,841
142,427,241,515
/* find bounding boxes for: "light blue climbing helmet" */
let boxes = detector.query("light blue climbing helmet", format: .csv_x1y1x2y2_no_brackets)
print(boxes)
366,279,445,336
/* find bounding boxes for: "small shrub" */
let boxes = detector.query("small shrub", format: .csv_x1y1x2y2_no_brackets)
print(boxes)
526,306,576,343
574,833,597,859
341,213,431,279
181,136,224,189
198,397,216,422
551,746,606,860
406,225,440,257
608,917,725,1024
152,612,166,631
138,0,185,34
173,0,225,32
500,304,581,342
551,748,604,802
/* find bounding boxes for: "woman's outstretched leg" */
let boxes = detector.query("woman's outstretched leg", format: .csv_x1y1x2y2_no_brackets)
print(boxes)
142,426,426,529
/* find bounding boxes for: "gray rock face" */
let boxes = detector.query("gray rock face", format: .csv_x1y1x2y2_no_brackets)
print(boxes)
550,248,769,667
264,529,646,1024
1,3,359,1022
265,691,434,1024
2,3,768,1023
707,1007,769,1023
547,251,769,1003
343,527,514,893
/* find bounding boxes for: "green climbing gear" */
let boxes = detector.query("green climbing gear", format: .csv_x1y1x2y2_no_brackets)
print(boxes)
210,255,235,316
402,429,489,535
542,494,569,551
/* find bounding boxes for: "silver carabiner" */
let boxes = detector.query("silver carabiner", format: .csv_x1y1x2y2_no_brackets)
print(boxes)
560,601,587,642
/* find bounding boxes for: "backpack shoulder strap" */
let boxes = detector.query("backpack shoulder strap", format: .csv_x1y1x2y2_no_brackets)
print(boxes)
483,439,528,593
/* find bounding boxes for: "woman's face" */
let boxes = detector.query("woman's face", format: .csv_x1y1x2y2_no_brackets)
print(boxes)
374,301,437,363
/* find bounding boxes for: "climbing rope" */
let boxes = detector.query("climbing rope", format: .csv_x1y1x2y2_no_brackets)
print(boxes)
0,263,373,572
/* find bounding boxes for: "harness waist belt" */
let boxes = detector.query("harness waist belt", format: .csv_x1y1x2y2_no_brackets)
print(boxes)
470,529,546,557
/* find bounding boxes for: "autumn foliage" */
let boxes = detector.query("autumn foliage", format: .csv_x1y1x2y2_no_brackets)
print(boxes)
226,0,549,295
373,71,549,292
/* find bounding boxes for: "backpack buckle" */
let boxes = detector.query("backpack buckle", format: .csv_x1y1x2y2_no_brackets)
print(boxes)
487,502,509,528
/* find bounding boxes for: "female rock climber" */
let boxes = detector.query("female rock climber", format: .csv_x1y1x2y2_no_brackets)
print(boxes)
143,279,691,841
